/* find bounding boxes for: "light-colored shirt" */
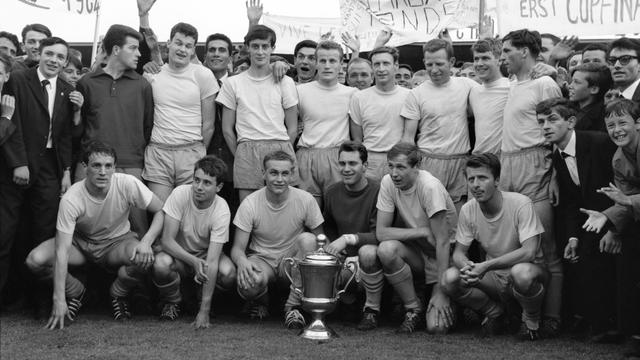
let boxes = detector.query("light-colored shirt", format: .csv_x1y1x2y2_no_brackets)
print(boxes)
350,85,410,152
622,77,640,100
56,173,153,241
37,68,57,148
163,185,230,258
401,77,479,154
456,191,544,263
470,77,510,154
297,81,356,148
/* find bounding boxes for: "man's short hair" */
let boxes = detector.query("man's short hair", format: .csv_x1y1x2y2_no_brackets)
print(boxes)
205,33,232,54
369,46,399,63
170,22,198,44
388,142,421,167
604,99,640,120
244,25,276,47
316,40,343,59
471,37,502,58
422,39,454,59
541,33,560,45
103,25,142,56
582,43,609,54
339,141,368,163
82,140,117,164
572,63,613,100
38,37,69,56
67,55,83,71
503,29,542,58
460,62,474,70
263,150,294,169
21,23,52,43
0,31,21,55
608,37,640,56
466,153,501,179
536,97,577,118
347,57,372,73
294,39,318,56
194,155,227,180
233,56,250,69
399,64,413,74
0,53,13,73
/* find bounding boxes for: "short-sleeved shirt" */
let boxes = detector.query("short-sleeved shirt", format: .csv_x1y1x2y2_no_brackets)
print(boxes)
377,170,458,245
501,77,561,152
145,63,219,145
56,173,154,242
469,77,510,154
401,77,479,154
216,72,298,142
163,185,230,257
297,81,357,148
350,85,410,152
456,191,544,263
234,187,324,257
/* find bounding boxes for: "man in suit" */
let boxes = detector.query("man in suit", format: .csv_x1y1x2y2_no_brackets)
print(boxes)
607,37,640,102
0,37,81,306
536,97,618,340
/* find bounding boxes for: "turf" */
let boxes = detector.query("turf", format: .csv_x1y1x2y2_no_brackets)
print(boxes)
0,312,625,360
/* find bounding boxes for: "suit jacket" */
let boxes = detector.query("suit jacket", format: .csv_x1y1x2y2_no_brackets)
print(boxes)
633,83,640,102
0,67,74,185
553,131,616,240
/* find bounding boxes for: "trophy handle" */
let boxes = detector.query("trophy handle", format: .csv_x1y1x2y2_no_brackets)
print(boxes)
336,259,358,298
283,258,303,296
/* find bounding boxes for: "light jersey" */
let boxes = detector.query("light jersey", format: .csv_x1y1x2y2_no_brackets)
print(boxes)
350,85,410,152
163,185,231,258
501,76,561,152
401,77,479,154
470,77,510,154
216,72,298,142
145,63,219,145
456,191,544,263
377,170,458,246
297,81,357,148
233,186,324,257
56,173,153,242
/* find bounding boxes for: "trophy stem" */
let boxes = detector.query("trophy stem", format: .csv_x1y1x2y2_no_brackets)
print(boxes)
299,311,338,341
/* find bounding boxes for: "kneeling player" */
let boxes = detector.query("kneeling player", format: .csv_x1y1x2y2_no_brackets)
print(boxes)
26,141,164,329
442,154,548,340
152,155,236,328
230,151,324,321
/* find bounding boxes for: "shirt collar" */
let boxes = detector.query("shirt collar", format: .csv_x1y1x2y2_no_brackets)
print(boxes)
88,66,141,80
557,130,577,157
622,77,640,99
219,72,228,84
37,66,58,85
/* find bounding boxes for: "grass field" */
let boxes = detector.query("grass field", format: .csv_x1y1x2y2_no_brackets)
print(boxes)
0,309,628,360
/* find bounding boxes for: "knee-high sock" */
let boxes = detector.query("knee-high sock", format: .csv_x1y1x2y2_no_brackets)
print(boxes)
153,273,181,304
32,266,85,299
284,264,303,311
455,286,503,319
110,265,144,298
543,258,563,320
385,264,421,311
360,269,384,312
513,282,545,330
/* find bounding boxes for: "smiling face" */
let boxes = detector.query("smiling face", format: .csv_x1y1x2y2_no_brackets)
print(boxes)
423,49,452,86
205,39,231,74
295,47,317,82
395,67,412,88
473,51,501,83
347,62,373,90
466,166,498,204
338,150,366,187
263,159,294,196
168,32,196,69
605,112,640,148
23,30,48,62
39,43,68,78
315,48,341,85
371,52,397,87
60,63,81,87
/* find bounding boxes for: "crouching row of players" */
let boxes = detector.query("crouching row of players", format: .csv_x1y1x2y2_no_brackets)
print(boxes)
27,140,548,340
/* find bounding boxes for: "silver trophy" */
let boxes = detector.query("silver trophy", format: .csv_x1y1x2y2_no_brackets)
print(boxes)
284,234,357,340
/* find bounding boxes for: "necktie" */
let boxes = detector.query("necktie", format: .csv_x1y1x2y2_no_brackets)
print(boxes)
41,79,50,110
560,151,580,185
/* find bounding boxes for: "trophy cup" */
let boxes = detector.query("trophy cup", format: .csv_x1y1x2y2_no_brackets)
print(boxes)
284,234,357,340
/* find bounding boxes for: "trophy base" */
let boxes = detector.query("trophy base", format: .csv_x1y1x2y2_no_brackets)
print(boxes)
299,318,338,341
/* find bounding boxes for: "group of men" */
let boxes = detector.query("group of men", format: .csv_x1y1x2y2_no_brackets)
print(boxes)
1,0,640,356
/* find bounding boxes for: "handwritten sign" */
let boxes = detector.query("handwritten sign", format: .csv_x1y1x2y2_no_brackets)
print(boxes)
17,0,100,15
495,0,640,37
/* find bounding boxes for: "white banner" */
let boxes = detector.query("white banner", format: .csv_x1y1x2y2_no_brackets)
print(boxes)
262,14,343,54
15,0,100,15
495,0,640,37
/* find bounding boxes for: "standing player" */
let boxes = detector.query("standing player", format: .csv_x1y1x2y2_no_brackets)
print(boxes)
347,58,374,90
442,153,548,340
402,39,480,211
296,41,357,206
350,46,410,180
217,25,298,203
26,142,164,327
376,143,458,334
152,155,236,327
143,22,218,202
499,29,563,335
230,151,323,322
322,141,382,330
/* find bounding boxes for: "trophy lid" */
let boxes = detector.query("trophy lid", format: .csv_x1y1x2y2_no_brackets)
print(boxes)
304,251,339,265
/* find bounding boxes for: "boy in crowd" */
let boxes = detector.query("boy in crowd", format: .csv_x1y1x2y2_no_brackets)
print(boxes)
569,63,612,132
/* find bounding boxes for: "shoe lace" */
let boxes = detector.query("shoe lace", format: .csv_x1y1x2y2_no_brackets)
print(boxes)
112,298,130,319
161,303,179,320
285,309,306,328
400,311,420,332
66,291,85,321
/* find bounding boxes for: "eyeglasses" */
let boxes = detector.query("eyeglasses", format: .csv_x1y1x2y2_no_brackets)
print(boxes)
607,55,638,66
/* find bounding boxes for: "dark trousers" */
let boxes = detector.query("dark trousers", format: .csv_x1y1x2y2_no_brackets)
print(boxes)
617,224,640,335
0,150,60,303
